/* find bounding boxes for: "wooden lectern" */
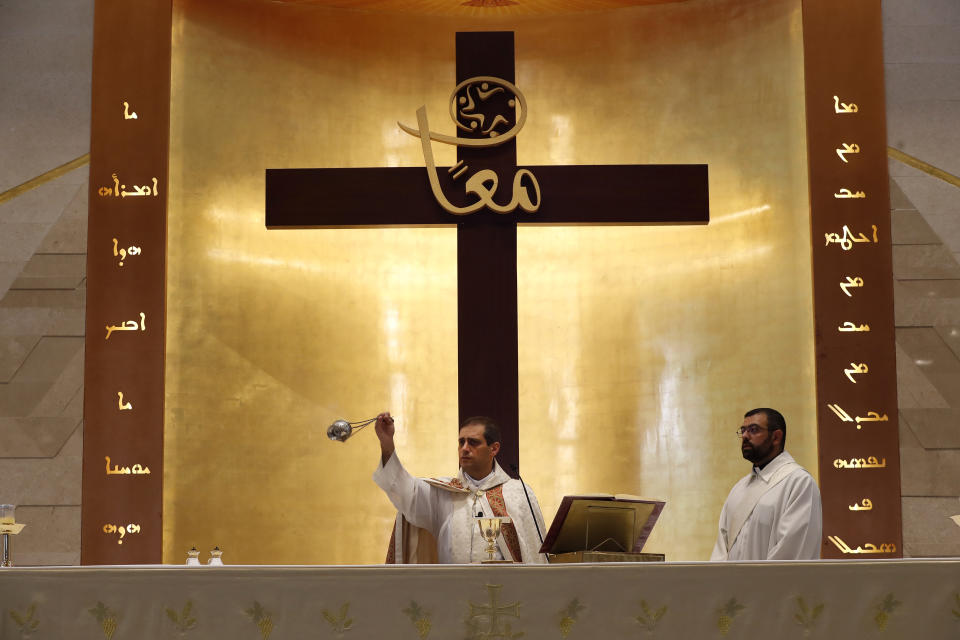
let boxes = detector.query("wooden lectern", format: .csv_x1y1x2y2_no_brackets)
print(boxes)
539,495,666,562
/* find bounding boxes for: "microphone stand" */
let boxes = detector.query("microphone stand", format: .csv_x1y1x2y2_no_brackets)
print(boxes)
509,463,549,563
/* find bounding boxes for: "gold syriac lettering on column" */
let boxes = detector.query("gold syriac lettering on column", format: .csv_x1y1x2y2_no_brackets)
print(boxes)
825,225,878,250
834,188,865,199
833,95,859,113
840,276,864,296
105,312,145,340
97,173,158,198
836,143,861,162
843,362,868,383
112,238,142,267
103,523,141,544
826,404,888,428
104,456,151,475
827,535,895,554
832,457,886,469
117,391,133,411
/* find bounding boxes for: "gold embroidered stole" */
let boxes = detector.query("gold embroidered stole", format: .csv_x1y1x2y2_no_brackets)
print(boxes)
485,485,522,563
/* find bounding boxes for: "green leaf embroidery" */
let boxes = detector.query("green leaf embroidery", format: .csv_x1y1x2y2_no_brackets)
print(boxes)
558,598,585,638
873,593,901,632
322,602,353,635
402,601,432,639
793,597,824,636
715,597,744,636
635,599,668,634
87,602,119,640
8,603,40,639
165,600,199,634
243,601,274,640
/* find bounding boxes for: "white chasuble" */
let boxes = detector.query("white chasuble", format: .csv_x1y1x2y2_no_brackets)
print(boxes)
711,451,822,561
374,453,548,564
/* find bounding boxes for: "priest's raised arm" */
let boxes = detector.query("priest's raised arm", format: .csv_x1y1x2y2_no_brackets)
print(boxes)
372,412,547,564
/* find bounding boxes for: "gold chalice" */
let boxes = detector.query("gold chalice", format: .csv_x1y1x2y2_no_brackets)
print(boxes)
475,516,512,563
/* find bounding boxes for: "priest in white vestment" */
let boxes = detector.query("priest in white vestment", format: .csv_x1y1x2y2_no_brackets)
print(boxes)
373,412,548,564
711,408,822,561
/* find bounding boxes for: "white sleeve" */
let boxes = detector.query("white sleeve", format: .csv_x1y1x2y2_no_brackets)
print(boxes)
372,453,441,534
767,472,822,560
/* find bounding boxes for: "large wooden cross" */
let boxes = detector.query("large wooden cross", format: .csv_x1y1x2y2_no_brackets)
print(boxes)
266,32,709,474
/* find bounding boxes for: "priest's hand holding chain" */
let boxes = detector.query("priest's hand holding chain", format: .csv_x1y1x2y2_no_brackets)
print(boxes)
375,412,395,464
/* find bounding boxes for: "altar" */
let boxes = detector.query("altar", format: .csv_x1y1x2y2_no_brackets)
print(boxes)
3,560,958,638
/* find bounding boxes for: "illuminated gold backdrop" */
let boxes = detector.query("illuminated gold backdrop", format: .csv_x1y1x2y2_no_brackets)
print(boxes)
165,0,814,563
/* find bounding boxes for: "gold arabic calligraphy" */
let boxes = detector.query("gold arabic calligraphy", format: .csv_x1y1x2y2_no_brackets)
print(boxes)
399,76,540,215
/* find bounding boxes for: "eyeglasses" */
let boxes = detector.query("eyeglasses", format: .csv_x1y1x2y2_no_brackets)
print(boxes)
735,425,771,438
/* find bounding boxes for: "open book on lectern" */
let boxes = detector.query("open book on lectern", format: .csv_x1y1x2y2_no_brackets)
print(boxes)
539,494,666,561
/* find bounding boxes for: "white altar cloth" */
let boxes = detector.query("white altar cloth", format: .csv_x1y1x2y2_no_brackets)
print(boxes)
1,560,958,638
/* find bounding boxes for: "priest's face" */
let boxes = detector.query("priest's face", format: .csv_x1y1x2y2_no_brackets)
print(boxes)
458,423,500,479
740,413,781,465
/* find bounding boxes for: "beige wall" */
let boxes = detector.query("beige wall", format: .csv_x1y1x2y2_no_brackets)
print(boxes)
1,0,958,564
0,0,92,565
885,0,960,557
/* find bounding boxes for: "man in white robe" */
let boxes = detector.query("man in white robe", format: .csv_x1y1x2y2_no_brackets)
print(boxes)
373,412,548,564
711,408,822,561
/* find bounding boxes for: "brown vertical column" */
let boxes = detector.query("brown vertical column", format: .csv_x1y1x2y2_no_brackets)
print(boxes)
82,0,171,563
455,32,521,475
802,0,902,558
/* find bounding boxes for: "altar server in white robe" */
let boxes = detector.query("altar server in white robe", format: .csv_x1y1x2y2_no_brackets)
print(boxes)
373,412,548,564
711,408,822,561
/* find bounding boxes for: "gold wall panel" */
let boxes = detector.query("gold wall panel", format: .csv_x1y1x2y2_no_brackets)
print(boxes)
268,0,690,18
165,0,815,563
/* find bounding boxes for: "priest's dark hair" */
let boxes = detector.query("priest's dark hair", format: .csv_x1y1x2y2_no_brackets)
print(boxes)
460,415,501,446
744,407,786,448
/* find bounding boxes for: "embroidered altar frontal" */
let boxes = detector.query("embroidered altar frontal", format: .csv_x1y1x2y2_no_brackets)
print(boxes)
3,562,959,638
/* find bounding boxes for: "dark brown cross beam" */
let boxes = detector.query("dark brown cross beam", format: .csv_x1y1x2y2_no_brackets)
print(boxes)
266,32,709,474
